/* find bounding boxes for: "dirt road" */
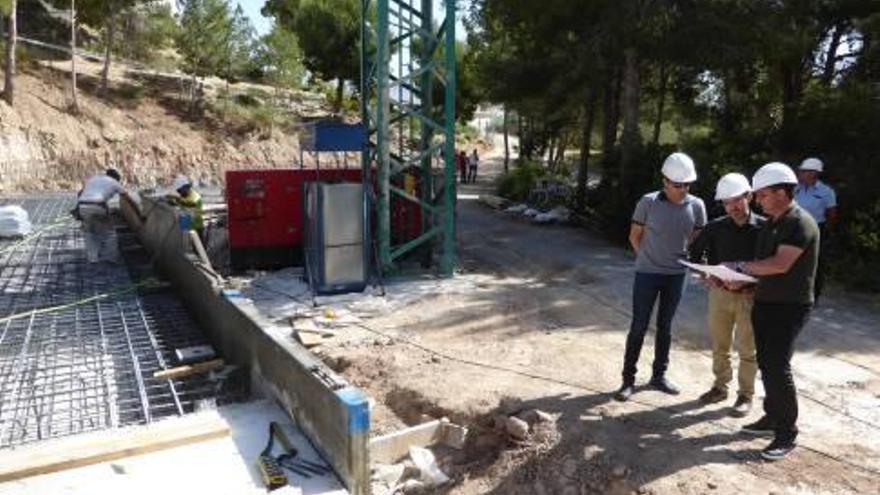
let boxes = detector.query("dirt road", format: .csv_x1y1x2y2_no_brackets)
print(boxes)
322,149,880,494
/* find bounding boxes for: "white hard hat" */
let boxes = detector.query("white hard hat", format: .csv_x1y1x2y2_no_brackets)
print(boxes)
715,173,751,200
173,175,191,191
752,162,798,191
661,152,697,183
799,157,824,172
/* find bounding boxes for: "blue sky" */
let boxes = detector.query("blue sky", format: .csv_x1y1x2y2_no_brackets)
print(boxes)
236,0,465,38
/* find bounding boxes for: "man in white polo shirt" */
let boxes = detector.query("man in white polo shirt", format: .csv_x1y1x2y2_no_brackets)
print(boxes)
795,157,836,302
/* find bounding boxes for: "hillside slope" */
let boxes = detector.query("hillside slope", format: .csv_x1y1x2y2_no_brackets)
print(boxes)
0,58,329,193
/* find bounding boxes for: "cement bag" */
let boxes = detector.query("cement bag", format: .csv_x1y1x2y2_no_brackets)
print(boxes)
0,205,32,237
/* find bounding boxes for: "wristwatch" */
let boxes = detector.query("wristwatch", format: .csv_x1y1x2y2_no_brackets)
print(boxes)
734,261,745,273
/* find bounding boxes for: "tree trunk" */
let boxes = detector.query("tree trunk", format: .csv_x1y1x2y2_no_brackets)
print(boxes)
100,8,116,97
822,22,845,86
652,64,668,146
576,89,597,212
70,0,79,112
502,106,509,173
516,114,524,160
620,47,641,179
335,77,344,113
601,75,617,157
3,1,16,106
780,62,804,153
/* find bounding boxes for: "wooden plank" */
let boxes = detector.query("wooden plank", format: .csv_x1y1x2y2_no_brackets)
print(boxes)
152,358,225,380
0,412,230,482
369,420,444,464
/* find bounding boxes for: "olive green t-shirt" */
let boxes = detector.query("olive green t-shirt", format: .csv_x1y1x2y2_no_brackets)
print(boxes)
754,203,820,304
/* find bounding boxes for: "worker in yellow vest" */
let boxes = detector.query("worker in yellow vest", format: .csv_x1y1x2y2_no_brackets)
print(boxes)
167,175,205,241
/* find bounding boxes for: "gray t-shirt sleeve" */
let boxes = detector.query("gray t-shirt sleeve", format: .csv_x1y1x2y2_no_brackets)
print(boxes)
693,198,707,228
632,196,650,225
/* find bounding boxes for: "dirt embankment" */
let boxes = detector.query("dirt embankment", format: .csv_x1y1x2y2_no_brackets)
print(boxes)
0,60,328,194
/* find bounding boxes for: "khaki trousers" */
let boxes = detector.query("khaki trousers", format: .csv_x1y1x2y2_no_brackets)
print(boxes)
708,287,757,398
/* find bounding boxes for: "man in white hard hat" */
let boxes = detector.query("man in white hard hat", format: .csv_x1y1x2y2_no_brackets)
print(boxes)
726,162,819,461
76,168,127,263
689,173,763,417
615,152,707,402
795,157,836,303
167,175,204,240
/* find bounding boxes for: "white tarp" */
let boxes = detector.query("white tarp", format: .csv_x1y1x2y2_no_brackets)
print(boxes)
0,205,32,238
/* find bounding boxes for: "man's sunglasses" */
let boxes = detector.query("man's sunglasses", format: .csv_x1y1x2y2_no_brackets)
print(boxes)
667,180,691,189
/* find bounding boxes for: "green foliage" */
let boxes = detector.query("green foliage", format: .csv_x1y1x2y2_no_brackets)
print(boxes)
496,161,547,202
264,0,359,109
177,0,256,81
0,0,13,17
254,26,305,89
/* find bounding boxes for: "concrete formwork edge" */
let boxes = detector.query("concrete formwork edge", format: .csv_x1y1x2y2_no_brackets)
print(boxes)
121,196,371,495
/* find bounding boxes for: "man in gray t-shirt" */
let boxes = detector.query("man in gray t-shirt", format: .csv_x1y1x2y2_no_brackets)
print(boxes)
616,152,707,402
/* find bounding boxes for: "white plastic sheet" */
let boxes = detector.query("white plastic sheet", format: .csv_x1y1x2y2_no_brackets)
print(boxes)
0,206,32,238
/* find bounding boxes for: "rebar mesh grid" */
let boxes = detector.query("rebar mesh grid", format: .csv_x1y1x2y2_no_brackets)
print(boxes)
0,195,222,448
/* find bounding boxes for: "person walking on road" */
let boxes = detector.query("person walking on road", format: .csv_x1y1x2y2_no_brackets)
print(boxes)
76,169,126,264
795,157,836,303
615,152,707,402
728,162,819,461
689,173,763,417
458,150,468,184
467,149,479,184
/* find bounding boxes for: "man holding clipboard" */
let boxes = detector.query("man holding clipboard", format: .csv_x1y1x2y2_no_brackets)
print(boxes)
725,163,820,461
687,173,764,418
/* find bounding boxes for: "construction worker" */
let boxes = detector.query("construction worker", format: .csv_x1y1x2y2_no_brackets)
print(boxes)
616,152,707,402
689,173,763,417
167,175,205,240
795,157,836,303
728,162,819,461
76,169,126,263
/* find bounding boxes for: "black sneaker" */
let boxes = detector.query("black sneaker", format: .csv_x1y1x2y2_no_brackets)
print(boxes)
698,387,728,404
741,416,776,436
761,438,797,461
614,384,635,402
649,377,680,395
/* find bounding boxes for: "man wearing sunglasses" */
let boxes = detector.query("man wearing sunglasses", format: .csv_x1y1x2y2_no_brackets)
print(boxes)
689,173,763,417
616,152,707,401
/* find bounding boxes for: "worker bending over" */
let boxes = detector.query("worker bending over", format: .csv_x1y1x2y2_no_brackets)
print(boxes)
77,168,127,264
167,175,205,241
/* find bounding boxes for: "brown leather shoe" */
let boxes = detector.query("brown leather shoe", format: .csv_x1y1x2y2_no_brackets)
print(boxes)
698,387,727,404
729,395,752,417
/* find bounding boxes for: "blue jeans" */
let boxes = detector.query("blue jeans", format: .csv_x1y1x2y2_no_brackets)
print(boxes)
622,272,686,385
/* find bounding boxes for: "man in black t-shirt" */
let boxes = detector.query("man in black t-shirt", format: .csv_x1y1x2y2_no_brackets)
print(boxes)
726,162,819,461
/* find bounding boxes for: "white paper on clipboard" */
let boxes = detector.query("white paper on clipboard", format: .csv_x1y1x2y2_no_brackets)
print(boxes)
678,260,758,284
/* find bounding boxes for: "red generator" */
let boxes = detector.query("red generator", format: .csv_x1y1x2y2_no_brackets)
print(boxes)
226,168,362,270
226,168,425,271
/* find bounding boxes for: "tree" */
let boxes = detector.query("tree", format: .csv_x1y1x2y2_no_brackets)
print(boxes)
71,0,79,112
264,0,360,112
78,0,139,95
177,0,233,108
257,25,305,89
1,0,15,105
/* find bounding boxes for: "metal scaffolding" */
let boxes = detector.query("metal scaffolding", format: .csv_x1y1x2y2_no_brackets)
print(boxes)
0,195,221,449
361,0,457,275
